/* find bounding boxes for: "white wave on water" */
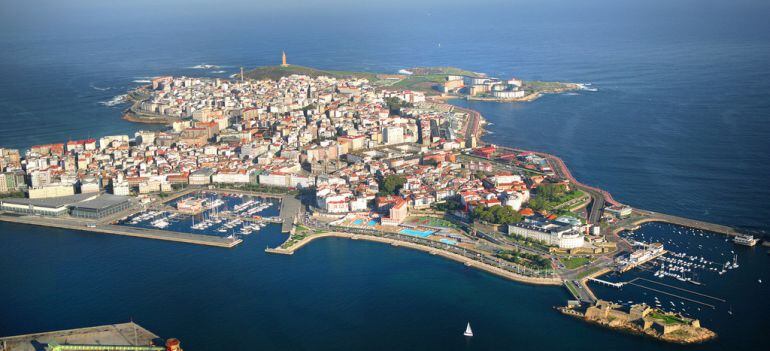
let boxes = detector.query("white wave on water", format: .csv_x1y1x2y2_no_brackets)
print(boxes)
189,64,221,69
576,83,598,92
398,69,414,75
210,70,226,74
99,94,128,107
564,92,580,96
132,79,151,83
90,83,111,91
229,73,239,79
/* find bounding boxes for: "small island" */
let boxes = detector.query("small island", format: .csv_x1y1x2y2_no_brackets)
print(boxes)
559,300,717,344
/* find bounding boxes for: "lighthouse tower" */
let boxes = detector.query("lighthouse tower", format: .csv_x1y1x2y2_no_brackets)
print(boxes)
281,51,288,67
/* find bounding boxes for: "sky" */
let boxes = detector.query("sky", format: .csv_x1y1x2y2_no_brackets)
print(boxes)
3,0,770,37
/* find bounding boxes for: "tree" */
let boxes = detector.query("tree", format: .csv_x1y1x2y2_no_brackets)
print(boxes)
529,197,548,212
471,205,523,224
422,158,439,167
379,174,406,195
384,97,413,115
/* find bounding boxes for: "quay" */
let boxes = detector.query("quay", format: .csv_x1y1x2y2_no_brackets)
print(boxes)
0,322,175,351
0,187,302,249
620,208,747,237
279,195,301,233
618,247,667,273
588,277,625,288
0,213,241,248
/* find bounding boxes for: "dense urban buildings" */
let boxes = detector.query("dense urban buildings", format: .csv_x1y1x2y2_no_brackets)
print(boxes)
0,70,593,249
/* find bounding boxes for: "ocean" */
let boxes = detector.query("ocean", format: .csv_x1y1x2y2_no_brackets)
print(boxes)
1,0,769,349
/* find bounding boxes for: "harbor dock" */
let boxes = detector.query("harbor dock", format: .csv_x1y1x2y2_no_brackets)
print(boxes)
0,322,165,351
0,187,301,248
622,209,747,237
0,213,241,248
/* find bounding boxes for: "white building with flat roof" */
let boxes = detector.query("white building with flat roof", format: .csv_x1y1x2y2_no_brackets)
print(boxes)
383,126,404,145
508,219,585,249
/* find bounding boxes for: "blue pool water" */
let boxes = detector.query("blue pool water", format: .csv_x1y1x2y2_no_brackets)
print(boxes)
353,219,364,226
400,229,434,238
439,239,457,246
367,220,378,227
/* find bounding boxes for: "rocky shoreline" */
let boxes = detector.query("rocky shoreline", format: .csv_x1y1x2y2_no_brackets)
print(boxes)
121,87,180,124
558,301,717,344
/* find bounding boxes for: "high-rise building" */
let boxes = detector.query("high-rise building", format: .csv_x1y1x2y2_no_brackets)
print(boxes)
383,126,404,145
418,118,432,145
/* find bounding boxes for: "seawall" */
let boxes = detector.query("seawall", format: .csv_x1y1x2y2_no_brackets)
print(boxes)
0,214,240,248
267,232,563,286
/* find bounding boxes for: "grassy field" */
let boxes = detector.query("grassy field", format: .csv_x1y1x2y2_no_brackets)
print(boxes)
565,280,581,298
407,216,458,228
576,266,602,279
242,64,576,96
561,256,591,269
649,311,687,325
244,65,379,82
407,67,483,77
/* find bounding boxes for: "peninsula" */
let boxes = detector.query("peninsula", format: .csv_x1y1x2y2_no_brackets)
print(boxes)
122,61,578,124
2,53,749,344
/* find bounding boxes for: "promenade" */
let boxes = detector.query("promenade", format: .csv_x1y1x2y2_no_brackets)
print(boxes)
267,231,563,286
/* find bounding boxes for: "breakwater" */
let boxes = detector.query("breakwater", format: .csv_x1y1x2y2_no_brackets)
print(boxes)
0,213,241,248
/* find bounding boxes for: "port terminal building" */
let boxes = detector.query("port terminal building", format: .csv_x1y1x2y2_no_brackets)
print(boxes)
0,193,130,219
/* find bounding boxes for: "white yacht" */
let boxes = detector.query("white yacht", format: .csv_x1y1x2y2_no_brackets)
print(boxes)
733,234,758,246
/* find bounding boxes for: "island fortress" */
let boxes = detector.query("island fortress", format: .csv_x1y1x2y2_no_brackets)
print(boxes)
0,56,745,344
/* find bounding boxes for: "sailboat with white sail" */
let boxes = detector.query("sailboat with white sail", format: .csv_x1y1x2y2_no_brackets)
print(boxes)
463,322,473,337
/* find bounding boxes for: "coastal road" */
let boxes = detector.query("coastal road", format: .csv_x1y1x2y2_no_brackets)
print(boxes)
450,105,482,142
535,150,606,225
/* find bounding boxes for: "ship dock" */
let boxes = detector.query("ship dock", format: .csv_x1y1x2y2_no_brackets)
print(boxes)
615,208,747,237
617,244,667,273
0,187,308,248
0,322,164,351
0,213,241,248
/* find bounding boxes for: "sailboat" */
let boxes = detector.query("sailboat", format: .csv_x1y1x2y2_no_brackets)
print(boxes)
463,322,473,337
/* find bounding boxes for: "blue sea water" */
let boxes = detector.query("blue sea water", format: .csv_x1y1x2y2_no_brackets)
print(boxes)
1,0,770,349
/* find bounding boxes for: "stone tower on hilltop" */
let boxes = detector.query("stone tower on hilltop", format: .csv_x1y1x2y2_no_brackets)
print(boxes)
281,51,288,67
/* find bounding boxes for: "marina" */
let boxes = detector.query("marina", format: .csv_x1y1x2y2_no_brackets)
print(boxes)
118,191,282,240
585,222,767,326
0,189,291,249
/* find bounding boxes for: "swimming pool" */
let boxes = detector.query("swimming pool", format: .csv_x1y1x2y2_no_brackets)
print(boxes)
367,220,378,227
439,238,458,245
353,219,364,225
400,228,434,238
